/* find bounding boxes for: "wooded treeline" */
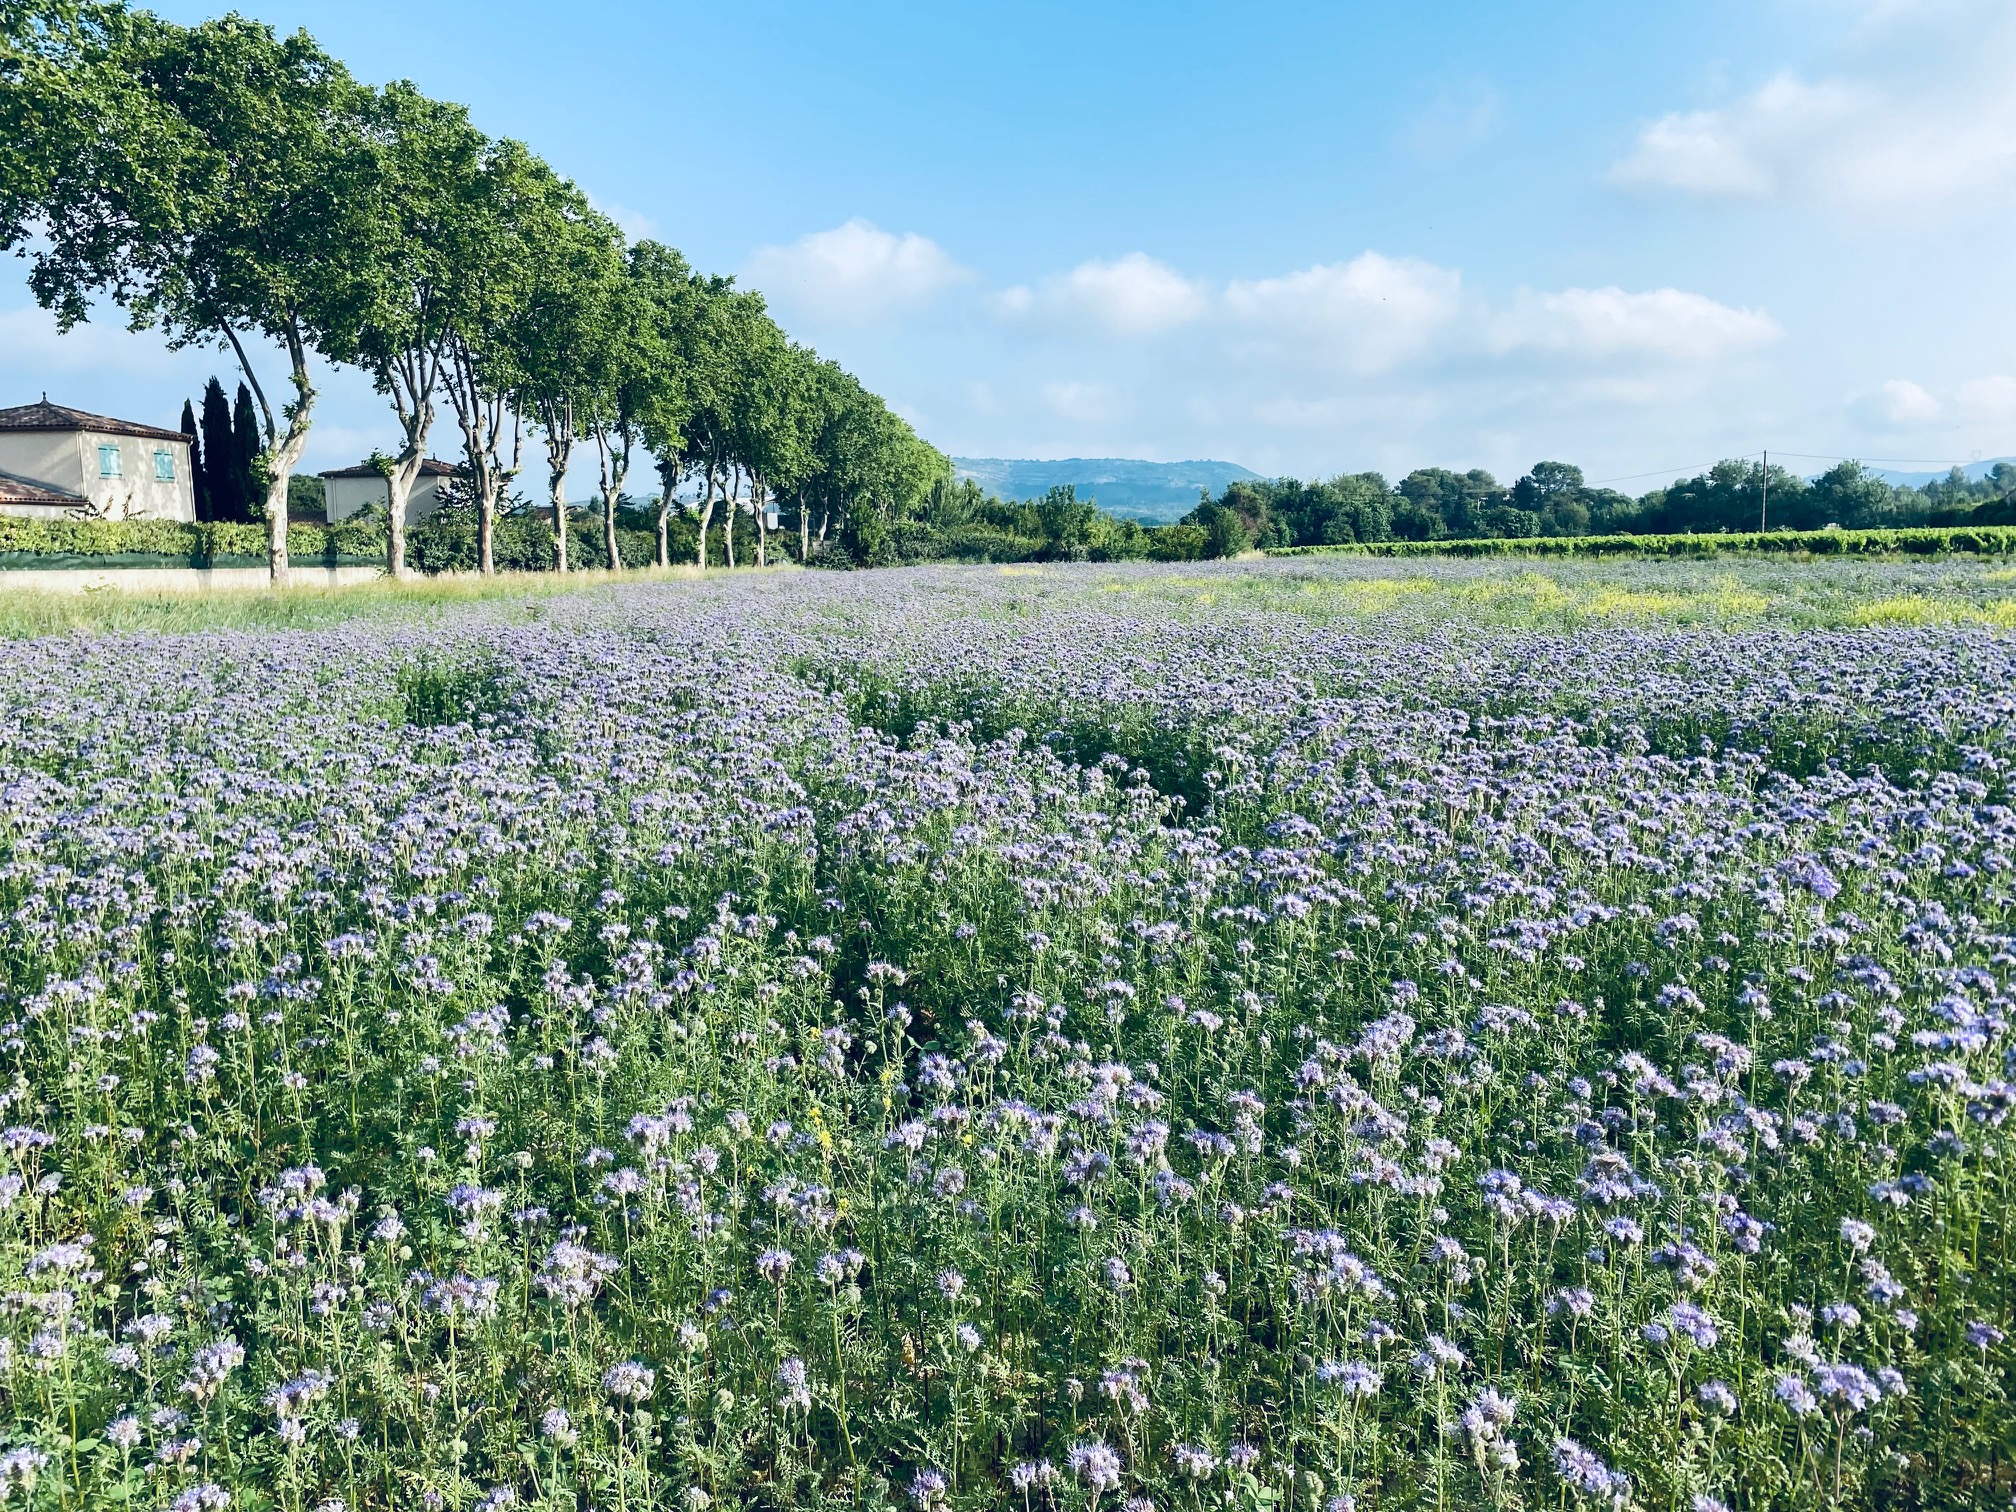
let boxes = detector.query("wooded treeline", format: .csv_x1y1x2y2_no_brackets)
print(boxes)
1,2,942,583
836,456,2016,567
1181,457,2016,554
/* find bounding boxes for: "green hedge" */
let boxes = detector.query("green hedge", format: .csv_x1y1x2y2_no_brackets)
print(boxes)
0,507,802,574
1267,525,2016,560
404,507,785,573
0,515,385,566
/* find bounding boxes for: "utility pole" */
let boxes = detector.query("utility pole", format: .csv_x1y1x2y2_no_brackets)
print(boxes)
1759,449,1768,533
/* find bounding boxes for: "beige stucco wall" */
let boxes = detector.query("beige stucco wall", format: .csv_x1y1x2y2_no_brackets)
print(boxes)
325,471,448,526
0,430,193,520
324,474,386,523
0,564,382,594
0,431,85,516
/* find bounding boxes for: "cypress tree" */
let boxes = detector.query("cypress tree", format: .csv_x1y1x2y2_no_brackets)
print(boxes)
180,398,210,521
232,383,262,522
199,378,239,520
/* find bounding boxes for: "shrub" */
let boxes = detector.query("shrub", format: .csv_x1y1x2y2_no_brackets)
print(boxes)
0,514,383,566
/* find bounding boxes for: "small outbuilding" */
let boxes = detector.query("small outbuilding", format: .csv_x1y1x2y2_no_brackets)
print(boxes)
0,397,195,521
320,458,464,526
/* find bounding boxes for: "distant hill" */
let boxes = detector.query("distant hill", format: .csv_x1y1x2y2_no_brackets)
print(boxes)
954,457,1264,523
1867,457,2016,488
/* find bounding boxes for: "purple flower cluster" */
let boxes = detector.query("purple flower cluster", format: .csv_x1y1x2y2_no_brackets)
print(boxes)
0,559,2007,1509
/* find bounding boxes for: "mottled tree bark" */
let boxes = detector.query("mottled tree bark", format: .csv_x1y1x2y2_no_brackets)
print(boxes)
542,397,573,574
225,319,312,589
695,458,718,570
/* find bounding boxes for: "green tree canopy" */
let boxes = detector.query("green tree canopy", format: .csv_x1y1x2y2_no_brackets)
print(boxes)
1,4,379,581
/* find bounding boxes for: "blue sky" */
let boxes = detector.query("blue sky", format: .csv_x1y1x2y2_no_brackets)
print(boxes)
7,0,2016,487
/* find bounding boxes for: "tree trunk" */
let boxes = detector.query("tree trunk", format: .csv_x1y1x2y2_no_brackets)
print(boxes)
695,459,718,570
818,506,830,545
261,354,318,588
228,321,312,589
753,477,767,568
656,504,670,569
724,465,738,569
445,344,514,579
478,478,496,575
384,452,427,581
262,422,306,590
799,489,810,565
545,410,571,574
602,488,622,571
380,345,447,581
590,421,633,573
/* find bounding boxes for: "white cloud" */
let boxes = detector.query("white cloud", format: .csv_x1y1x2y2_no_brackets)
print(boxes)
744,218,972,323
947,242,1795,485
1873,378,1944,424
1956,374,2016,420
1611,10,2016,214
994,253,1207,337
1611,75,1857,198
990,250,1772,381
589,194,659,242
1223,253,1464,374
1211,256,1773,374
1491,286,1784,363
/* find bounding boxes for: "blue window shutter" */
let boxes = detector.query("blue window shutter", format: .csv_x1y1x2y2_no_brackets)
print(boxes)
98,444,122,478
154,449,176,481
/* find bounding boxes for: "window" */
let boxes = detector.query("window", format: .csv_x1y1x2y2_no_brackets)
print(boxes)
154,449,176,481
97,444,122,479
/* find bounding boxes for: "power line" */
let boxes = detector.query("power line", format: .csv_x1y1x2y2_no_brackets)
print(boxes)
1585,454,1762,487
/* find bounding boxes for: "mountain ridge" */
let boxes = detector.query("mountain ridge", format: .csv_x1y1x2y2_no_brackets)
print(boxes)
1866,456,2016,488
953,456,1263,523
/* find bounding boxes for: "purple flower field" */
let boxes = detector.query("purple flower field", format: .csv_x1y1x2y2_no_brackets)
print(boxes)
0,559,2010,1511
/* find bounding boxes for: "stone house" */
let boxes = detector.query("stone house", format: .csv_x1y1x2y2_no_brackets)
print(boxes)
320,458,464,525
0,397,195,520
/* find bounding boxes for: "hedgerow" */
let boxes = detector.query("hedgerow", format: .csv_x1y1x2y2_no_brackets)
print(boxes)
1269,525,2016,560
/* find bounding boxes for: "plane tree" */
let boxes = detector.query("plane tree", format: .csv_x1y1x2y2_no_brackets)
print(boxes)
0,5,378,583
326,81,490,578
507,189,624,572
438,140,558,576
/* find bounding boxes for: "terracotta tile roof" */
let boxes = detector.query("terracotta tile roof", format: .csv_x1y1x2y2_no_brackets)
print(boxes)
320,457,464,480
0,398,190,445
0,471,85,507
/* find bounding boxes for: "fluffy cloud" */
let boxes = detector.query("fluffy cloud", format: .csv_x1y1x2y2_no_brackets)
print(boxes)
994,253,1208,336
744,219,971,323
1610,75,1857,198
1956,374,2016,420
1848,374,2016,436
957,244,1791,478
1223,253,1463,374
989,247,1776,381
1610,9,2016,213
1215,257,1774,373
592,197,660,242
1874,378,1944,424
1490,286,1783,363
